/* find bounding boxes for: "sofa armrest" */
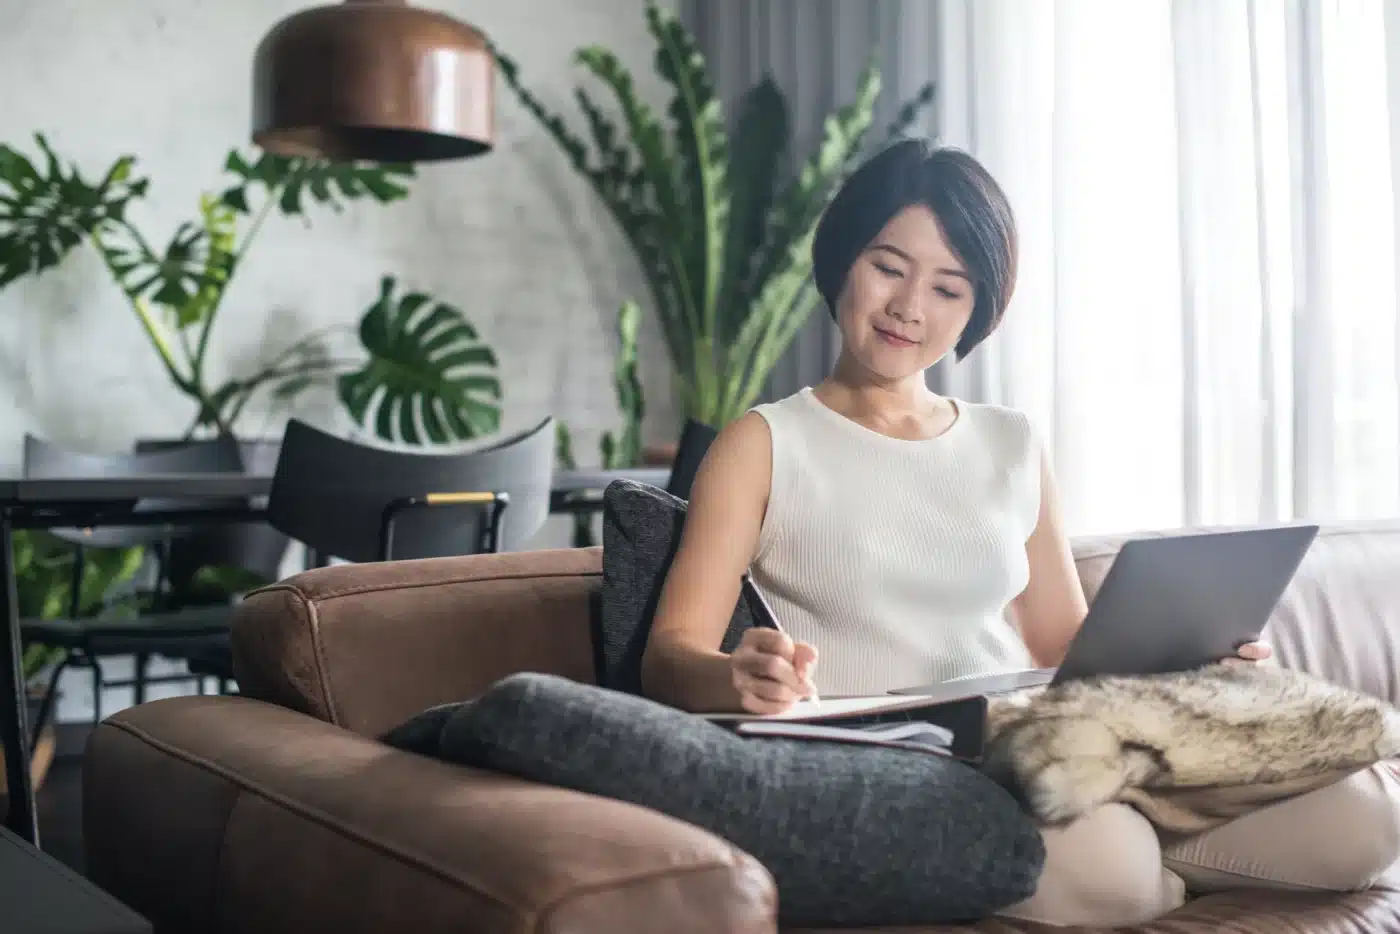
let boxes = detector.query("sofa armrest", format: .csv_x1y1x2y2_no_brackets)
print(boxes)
231,547,605,737
84,695,776,934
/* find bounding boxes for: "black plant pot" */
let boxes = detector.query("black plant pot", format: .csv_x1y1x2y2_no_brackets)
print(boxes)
133,436,290,589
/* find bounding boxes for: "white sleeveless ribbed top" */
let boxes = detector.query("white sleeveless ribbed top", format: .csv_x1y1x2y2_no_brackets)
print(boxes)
748,387,1041,695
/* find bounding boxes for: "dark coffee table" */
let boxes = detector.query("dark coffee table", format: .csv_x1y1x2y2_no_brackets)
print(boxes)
0,823,151,933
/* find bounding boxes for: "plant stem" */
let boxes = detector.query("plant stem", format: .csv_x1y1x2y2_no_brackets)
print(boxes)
221,357,359,429
90,231,193,391
262,325,354,370
177,316,195,363
193,191,278,384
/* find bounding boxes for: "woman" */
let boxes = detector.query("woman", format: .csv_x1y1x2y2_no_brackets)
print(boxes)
640,139,1400,926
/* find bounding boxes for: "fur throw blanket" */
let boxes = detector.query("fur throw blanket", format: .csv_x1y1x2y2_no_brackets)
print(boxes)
980,663,1400,835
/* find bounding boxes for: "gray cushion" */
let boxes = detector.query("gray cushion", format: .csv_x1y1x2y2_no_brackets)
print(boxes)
599,478,752,694
382,672,1046,927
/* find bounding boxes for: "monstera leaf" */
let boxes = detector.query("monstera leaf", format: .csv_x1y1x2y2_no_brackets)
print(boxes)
219,151,415,216
338,277,503,445
0,134,148,287
100,194,239,327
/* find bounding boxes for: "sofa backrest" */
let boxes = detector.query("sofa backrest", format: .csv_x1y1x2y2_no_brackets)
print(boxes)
1070,520,1400,705
232,520,1400,736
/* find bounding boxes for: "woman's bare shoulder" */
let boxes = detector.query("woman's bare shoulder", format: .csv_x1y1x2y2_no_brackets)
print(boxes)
690,411,773,502
704,410,772,459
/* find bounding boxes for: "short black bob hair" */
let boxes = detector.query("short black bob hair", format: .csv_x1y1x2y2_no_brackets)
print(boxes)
811,139,1018,362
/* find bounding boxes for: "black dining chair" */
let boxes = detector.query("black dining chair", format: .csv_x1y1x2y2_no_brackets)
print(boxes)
19,435,249,738
135,438,290,604
184,416,558,685
269,415,556,564
665,418,719,500
131,438,290,697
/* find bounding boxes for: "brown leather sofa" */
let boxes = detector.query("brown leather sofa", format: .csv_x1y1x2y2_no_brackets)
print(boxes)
83,521,1400,933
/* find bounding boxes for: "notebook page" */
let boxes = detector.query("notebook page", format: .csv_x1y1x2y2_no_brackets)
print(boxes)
701,695,935,722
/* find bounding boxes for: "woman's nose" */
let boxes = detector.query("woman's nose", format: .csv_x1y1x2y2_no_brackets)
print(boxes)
888,289,923,323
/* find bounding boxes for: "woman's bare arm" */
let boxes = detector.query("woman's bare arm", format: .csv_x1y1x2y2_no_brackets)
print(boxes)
640,412,774,711
1009,445,1273,667
1009,446,1089,667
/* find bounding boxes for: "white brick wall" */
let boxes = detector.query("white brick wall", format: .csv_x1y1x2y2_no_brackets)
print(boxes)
0,0,681,723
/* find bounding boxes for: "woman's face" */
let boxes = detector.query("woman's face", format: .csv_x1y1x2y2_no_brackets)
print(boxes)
834,204,977,382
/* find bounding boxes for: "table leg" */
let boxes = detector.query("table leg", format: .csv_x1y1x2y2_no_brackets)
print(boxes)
0,515,38,844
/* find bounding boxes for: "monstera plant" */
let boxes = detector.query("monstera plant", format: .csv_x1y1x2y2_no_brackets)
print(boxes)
0,136,501,444
15,529,145,681
493,1,935,427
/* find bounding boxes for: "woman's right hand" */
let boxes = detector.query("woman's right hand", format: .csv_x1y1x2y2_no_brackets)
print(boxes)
731,628,819,714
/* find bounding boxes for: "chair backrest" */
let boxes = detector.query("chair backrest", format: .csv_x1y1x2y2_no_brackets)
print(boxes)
22,435,246,548
665,418,719,500
267,417,556,563
134,437,290,589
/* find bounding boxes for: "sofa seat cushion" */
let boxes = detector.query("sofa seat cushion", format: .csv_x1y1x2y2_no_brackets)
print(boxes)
599,479,753,694
383,672,1046,928
783,878,1400,933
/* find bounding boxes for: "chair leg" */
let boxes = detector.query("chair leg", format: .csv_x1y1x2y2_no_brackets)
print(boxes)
28,652,70,756
133,651,149,705
90,656,105,726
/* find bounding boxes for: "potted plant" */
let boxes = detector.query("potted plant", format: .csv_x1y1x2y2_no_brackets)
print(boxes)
0,530,144,805
556,300,644,546
492,0,935,435
0,137,503,446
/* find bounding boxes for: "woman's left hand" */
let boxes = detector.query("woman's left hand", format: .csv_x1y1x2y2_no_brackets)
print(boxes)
1223,641,1273,666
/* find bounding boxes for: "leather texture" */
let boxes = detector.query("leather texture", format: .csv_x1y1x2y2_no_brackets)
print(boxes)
85,693,775,934
83,524,1400,933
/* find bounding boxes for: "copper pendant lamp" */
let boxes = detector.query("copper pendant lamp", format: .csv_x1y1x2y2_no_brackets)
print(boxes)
252,0,494,162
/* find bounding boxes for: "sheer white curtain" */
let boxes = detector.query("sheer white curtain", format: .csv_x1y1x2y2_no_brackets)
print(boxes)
933,0,1400,535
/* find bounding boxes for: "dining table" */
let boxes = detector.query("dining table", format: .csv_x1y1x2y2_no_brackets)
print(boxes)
0,466,669,847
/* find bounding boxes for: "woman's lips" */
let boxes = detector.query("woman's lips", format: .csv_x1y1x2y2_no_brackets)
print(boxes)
874,326,917,347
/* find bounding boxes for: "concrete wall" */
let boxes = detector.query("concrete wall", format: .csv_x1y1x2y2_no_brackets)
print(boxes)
0,0,679,467
0,0,679,722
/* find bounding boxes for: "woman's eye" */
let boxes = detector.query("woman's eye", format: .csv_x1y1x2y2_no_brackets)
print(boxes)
873,262,901,277
935,286,964,300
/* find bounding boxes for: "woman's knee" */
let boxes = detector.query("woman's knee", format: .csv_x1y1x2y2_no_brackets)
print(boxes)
1000,803,1185,927
1320,765,1400,890
1164,763,1400,893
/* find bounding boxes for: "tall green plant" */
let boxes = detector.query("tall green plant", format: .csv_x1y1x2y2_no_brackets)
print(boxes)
494,1,934,427
0,137,502,443
557,300,645,547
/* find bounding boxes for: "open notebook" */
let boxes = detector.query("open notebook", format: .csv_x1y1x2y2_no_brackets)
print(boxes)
703,693,959,723
734,719,955,755
702,691,994,761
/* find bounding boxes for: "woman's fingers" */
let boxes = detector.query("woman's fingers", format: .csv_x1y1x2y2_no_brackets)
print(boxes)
731,637,820,715
739,690,797,715
1236,641,1273,662
741,627,794,657
736,673,799,704
1223,641,1275,666
750,652,793,683
735,634,802,689
791,642,819,698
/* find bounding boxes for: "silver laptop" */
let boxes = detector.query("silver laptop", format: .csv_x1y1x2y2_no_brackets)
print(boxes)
890,524,1320,697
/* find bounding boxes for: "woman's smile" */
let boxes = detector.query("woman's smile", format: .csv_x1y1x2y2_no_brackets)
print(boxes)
873,324,919,347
